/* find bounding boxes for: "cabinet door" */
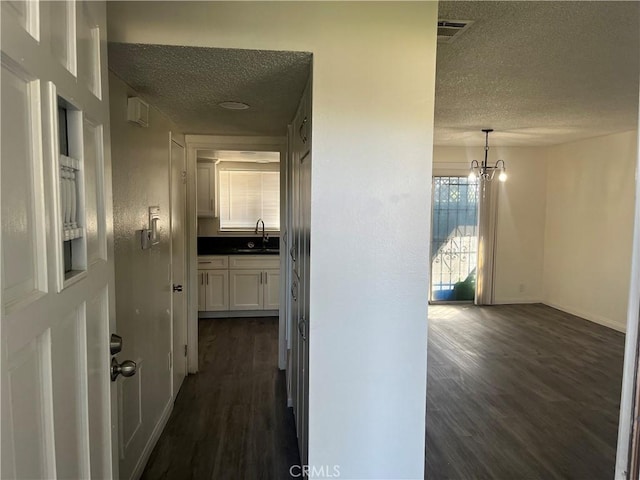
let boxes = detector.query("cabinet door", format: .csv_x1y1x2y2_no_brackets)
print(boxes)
198,271,207,311
229,269,263,310
264,269,280,310
205,270,229,311
197,162,215,217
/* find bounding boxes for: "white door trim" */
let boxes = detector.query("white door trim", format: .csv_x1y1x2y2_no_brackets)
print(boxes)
614,83,640,479
184,135,286,373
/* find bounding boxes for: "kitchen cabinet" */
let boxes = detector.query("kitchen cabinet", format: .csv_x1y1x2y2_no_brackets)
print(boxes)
198,254,279,312
263,270,280,309
197,162,215,217
229,255,280,311
229,269,263,310
198,256,229,311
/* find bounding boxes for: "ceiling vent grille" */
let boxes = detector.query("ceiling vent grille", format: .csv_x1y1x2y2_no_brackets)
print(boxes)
438,20,473,44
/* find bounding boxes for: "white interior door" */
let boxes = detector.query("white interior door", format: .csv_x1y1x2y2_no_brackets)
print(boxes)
1,2,119,478
170,138,187,399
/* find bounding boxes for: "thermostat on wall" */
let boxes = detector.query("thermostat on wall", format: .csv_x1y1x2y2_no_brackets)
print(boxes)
127,97,149,127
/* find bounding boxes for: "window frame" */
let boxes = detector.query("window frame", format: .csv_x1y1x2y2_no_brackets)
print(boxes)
216,161,281,233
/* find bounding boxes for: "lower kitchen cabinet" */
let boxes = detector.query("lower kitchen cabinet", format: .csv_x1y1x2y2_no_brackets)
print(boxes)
229,267,280,311
198,270,229,311
228,255,280,311
264,269,280,310
229,269,263,310
198,255,229,312
199,255,279,313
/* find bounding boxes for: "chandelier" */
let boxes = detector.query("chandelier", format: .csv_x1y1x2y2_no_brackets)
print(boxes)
468,129,507,182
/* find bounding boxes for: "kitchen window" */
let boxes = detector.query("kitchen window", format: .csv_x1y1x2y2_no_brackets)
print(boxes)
218,163,280,231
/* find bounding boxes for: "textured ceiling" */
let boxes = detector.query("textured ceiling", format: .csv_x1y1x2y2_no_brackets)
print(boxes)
436,1,640,146
108,43,311,136
107,2,639,146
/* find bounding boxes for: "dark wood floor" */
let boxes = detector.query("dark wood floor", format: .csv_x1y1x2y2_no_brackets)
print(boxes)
142,317,300,480
143,305,624,480
426,303,625,479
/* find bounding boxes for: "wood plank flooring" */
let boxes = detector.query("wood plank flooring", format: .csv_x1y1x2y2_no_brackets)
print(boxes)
142,317,300,480
426,303,625,479
143,305,624,479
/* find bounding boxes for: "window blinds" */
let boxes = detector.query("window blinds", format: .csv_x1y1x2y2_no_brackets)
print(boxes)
218,169,280,230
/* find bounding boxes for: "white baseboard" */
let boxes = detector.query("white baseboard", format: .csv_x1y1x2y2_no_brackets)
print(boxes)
130,398,173,480
543,301,626,333
493,297,541,305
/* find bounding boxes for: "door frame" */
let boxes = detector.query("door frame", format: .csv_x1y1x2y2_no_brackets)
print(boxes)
429,164,479,304
169,134,187,399
614,97,640,479
184,135,286,373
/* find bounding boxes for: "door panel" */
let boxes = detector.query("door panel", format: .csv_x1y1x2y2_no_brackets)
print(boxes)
1,3,118,479
6,335,54,479
1,58,47,311
229,269,263,310
264,269,280,310
85,287,111,479
198,272,206,311
170,139,187,399
206,270,229,311
83,118,106,266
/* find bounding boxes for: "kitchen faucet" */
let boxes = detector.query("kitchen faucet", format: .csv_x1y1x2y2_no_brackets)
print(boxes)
255,218,268,247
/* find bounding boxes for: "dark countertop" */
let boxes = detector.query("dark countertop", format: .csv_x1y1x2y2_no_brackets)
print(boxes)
198,236,280,256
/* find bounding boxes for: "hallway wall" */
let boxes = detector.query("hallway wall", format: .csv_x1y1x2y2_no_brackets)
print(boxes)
108,2,439,478
109,72,183,480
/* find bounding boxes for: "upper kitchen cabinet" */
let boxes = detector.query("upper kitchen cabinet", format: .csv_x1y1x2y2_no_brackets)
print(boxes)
197,161,215,217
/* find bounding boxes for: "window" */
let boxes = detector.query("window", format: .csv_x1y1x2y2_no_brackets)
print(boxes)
218,163,280,231
430,176,478,302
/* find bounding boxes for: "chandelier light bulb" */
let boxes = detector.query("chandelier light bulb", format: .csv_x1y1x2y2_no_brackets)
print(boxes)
469,129,508,183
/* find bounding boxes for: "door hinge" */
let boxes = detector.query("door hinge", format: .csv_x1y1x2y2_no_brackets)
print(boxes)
184,345,188,357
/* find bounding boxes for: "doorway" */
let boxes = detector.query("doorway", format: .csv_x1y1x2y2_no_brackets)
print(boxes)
429,175,479,303
185,138,288,374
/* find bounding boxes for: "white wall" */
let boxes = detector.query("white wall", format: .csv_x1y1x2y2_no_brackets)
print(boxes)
108,2,438,478
433,146,548,304
109,72,183,479
543,131,637,332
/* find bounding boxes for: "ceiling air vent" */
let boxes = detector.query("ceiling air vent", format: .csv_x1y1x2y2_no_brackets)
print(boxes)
438,20,473,44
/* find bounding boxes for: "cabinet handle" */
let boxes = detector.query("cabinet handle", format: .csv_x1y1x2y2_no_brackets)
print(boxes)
265,272,268,285
259,272,263,284
206,273,209,285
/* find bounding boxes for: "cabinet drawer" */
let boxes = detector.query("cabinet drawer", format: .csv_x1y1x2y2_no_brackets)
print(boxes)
198,255,229,269
229,255,280,270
